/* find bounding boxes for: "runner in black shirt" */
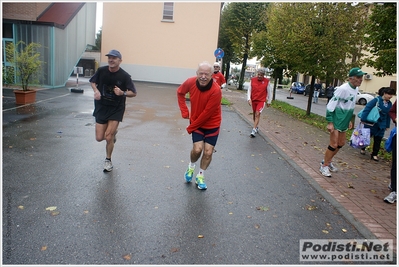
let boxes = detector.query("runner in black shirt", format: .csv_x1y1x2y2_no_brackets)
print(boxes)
90,49,137,172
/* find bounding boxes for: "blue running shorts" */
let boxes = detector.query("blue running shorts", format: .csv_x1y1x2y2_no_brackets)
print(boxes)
192,127,220,147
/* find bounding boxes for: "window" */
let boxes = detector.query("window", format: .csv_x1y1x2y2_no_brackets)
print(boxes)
3,23,13,38
163,2,174,21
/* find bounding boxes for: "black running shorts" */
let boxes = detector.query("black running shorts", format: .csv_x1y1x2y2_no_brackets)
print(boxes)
93,101,125,124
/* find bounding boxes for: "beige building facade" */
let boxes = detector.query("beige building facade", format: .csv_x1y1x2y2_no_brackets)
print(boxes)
101,2,222,85
358,66,396,96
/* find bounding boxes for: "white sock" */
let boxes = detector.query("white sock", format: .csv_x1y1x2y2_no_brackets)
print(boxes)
189,162,195,169
198,169,205,176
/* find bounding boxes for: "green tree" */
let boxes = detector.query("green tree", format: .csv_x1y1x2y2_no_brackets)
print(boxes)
95,28,102,51
252,29,291,101
218,3,237,81
5,41,43,91
265,2,367,115
221,2,268,89
364,3,396,76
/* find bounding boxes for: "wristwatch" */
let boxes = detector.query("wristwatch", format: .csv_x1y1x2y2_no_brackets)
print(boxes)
123,91,127,96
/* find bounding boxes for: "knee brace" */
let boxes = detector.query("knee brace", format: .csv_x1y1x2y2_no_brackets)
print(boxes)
337,145,343,149
328,145,336,151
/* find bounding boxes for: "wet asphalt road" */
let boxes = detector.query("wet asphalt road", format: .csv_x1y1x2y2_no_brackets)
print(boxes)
2,81,384,264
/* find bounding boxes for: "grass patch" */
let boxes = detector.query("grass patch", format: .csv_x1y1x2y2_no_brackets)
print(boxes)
221,97,231,106
272,100,327,131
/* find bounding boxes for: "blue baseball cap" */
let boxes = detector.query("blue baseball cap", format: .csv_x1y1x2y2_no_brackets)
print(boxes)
105,49,122,59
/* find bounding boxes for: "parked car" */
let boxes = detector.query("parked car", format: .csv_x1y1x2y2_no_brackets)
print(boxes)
290,82,305,94
356,92,375,105
303,84,326,97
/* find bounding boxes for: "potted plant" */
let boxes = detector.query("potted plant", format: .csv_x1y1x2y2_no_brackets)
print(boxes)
5,41,43,105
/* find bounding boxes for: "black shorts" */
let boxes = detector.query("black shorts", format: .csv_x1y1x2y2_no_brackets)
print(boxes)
93,101,125,124
192,127,220,147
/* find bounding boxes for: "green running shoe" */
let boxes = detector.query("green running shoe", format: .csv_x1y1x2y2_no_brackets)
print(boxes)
195,174,207,190
184,166,195,183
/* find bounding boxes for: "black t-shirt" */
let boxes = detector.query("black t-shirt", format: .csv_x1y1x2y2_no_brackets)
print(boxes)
90,66,136,106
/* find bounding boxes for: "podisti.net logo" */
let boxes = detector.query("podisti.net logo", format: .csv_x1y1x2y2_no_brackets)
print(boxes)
300,239,393,262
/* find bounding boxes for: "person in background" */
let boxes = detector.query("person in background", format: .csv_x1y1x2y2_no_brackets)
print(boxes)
325,83,335,104
247,68,272,137
313,81,322,104
177,61,222,190
360,87,395,161
384,100,397,203
90,49,137,172
319,67,366,177
212,62,226,89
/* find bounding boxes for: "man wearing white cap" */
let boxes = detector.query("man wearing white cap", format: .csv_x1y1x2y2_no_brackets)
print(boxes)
212,62,226,89
90,49,137,172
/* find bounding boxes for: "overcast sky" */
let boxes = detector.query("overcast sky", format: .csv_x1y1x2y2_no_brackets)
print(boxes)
96,2,103,34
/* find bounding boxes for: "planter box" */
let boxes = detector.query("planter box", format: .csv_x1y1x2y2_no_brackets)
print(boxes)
14,90,37,105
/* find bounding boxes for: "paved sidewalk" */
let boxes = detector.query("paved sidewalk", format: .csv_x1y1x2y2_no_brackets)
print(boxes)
222,87,397,251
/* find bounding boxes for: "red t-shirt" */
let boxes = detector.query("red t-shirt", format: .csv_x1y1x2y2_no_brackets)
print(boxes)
212,71,226,87
177,77,222,134
250,77,270,102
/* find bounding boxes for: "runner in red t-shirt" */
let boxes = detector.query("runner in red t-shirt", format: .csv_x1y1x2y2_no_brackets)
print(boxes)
212,62,226,89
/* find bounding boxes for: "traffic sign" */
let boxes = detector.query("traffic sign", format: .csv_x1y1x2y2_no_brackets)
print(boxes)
214,48,224,59
74,67,83,75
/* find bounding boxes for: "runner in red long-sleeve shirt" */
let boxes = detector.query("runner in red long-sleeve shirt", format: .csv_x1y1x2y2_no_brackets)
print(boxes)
177,61,222,190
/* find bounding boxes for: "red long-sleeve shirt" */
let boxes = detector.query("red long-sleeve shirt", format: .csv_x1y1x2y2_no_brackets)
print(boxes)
177,77,222,134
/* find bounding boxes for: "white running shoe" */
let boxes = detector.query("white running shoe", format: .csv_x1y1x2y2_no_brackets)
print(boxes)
322,160,338,172
319,164,332,177
328,162,338,172
384,191,396,204
250,129,257,137
103,159,113,172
